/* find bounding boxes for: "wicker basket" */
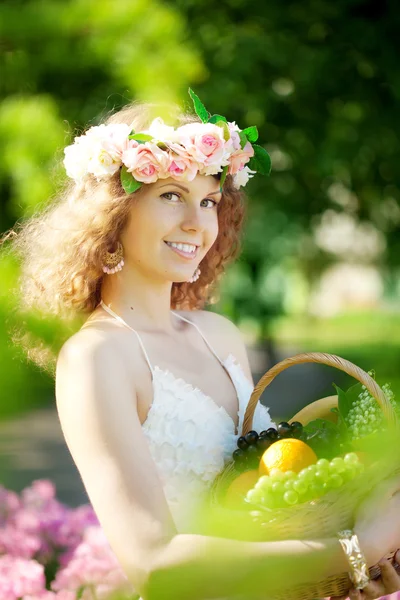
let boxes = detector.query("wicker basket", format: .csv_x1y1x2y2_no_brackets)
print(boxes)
209,352,400,600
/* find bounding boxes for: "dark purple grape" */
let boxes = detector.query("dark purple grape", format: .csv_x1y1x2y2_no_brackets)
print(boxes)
265,427,279,441
259,430,269,438
277,422,292,438
246,444,260,466
244,430,259,445
290,421,303,438
257,438,271,453
237,436,249,450
232,449,246,463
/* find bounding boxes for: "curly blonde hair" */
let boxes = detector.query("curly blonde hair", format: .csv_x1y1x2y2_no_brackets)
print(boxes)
3,102,248,324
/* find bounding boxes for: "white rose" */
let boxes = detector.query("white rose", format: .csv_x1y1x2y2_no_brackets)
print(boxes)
63,136,92,182
146,117,177,143
232,166,256,189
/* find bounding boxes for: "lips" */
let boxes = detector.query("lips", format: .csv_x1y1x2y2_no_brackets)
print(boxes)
164,241,199,259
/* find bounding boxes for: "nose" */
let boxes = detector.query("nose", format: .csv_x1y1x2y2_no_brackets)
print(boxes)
180,204,207,233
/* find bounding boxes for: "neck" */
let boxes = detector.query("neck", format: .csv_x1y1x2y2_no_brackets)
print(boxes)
100,266,182,335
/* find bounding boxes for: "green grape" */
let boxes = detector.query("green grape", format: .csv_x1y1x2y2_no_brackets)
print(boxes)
342,464,359,481
255,476,270,490
317,458,330,469
298,468,313,483
330,457,346,473
328,474,344,488
344,453,359,466
284,479,294,491
315,469,330,483
271,481,285,495
293,479,308,495
283,490,299,505
307,464,318,475
246,488,265,504
269,468,285,480
309,481,325,498
283,470,296,481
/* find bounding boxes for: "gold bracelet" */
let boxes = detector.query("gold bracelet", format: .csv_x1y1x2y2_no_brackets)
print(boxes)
337,529,370,590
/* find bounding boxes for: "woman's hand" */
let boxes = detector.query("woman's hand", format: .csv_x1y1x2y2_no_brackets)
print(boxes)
330,549,400,600
354,473,400,565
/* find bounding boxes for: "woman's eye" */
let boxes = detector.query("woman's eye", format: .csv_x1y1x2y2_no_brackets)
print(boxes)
201,198,218,208
161,192,181,202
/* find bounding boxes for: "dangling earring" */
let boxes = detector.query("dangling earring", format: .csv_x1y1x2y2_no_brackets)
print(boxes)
187,267,201,283
102,241,124,274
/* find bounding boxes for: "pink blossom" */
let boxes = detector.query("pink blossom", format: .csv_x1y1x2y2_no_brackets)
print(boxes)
227,121,242,152
51,526,129,595
177,122,229,174
122,142,170,183
228,141,254,175
0,555,45,600
167,144,199,181
0,524,41,559
0,486,21,525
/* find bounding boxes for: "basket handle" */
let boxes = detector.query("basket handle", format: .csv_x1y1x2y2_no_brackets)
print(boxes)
242,352,399,435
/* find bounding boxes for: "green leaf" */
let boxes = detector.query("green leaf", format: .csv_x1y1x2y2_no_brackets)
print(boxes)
188,88,209,123
216,120,231,141
120,166,142,194
128,133,153,143
239,131,248,149
208,114,228,124
333,383,356,424
242,126,258,142
220,165,228,189
302,418,343,459
248,144,272,176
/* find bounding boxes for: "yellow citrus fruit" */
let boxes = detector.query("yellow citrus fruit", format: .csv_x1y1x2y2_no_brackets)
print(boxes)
224,469,260,508
259,439,317,476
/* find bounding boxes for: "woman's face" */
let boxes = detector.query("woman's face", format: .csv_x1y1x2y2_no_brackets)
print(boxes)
120,174,222,282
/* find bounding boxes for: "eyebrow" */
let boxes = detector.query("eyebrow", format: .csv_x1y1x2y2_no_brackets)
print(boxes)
158,182,222,196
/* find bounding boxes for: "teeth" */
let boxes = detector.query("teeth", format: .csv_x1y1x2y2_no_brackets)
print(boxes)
166,242,197,253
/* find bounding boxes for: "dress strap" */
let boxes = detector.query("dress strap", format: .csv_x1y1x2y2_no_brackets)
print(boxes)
171,311,224,367
99,300,155,376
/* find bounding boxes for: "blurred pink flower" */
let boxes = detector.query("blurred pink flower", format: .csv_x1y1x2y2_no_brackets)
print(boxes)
51,526,130,596
0,555,45,600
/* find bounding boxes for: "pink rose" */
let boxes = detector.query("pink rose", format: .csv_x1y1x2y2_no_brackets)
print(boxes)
101,124,134,160
177,123,229,172
167,144,199,181
121,142,170,183
228,141,254,175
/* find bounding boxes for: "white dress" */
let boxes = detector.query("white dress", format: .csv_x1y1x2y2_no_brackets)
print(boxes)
99,301,276,595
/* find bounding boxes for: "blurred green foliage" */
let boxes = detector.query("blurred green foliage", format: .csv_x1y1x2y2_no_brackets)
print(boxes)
0,0,399,418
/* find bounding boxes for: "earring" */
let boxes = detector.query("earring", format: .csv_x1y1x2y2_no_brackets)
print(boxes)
187,267,201,283
102,241,124,274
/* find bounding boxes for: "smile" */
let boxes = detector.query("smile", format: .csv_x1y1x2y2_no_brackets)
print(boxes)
164,241,199,259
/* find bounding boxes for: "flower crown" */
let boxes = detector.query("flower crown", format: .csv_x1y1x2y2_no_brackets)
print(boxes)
63,89,271,193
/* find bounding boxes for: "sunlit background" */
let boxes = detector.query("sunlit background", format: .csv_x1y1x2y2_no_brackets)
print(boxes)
0,0,399,510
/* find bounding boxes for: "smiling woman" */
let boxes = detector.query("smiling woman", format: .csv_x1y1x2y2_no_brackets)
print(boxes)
5,103,245,320
3,93,399,600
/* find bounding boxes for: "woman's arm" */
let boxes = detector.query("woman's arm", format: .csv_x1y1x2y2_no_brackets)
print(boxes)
55,331,391,600
147,534,349,600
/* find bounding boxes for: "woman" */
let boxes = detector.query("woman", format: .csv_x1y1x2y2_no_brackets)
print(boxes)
7,92,400,600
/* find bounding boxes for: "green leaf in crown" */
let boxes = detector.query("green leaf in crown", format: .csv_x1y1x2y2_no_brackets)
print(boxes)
248,144,272,176
128,133,154,143
242,126,259,142
208,114,228,124
188,88,210,123
120,165,142,194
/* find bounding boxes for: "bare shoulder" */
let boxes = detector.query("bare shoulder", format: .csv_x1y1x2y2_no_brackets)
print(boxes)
179,308,254,385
